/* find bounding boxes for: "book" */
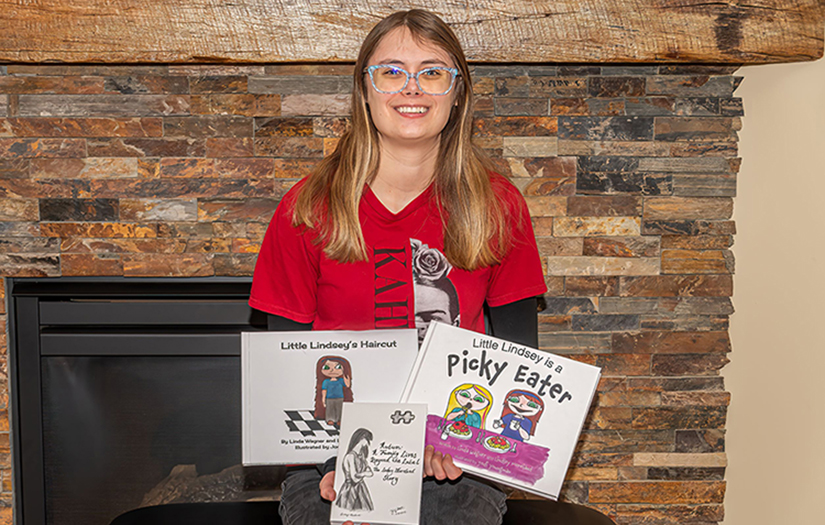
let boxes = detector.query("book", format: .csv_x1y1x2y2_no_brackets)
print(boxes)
242,329,418,465
330,402,427,525
401,322,601,500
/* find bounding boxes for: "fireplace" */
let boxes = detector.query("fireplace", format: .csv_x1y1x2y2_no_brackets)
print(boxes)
8,277,283,525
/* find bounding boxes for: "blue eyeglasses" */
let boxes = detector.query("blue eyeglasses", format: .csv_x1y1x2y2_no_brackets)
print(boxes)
364,65,460,96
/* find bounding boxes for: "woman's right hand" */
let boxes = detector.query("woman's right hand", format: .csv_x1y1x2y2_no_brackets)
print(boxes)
423,444,463,480
320,472,370,525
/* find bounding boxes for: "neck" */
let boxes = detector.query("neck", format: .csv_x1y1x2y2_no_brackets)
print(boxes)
370,137,440,213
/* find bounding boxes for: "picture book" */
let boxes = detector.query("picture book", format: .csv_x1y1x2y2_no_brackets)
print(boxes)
330,402,427,525
401,322,601,500
242,329,418,465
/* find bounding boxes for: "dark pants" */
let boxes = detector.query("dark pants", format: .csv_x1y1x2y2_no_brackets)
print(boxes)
279,468,507,525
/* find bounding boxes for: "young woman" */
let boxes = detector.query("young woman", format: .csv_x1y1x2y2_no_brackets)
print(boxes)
250,9,546,525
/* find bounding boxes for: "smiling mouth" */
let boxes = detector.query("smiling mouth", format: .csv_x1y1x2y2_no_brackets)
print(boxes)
513,405,532,414
395,106,429,114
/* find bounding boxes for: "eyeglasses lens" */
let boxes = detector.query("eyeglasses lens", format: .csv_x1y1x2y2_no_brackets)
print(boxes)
372,67,453,95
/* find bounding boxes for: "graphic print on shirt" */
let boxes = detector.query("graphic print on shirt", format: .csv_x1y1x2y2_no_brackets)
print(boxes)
373,245,412,329
411,239,461,345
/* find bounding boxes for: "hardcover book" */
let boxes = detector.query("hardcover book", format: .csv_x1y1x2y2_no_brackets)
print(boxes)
401,322,601,500
330,402,427,525
242,329,418,465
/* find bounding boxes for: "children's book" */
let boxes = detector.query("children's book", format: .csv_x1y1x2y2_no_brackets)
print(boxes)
242,329,418,465
330,403,427,525
401,322,601,500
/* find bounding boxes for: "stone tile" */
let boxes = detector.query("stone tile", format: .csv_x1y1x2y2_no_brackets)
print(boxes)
619,275,733,297
720,98,744,116
0,237,59,253
531,217,554,236
472,76,495,96
86,138,205,158
586,98,625,116
642,220,736,236
524,196,566,217
578,430,674,454
632,406,727,430
644,197,733,220
254,137,324,157
675,430,725,453
545,256,659,276
669,142,739,157
541,297,597,315
651,354,730,376
472,116,557,137
231,238,262,254
39,199,119,221
646,76,735,97
206,138,255,158
473,96,494,116
662,249,734,274
549,98,589,116
601,66,659,76
495,77,529,97
0,138,86,158
559,117,654,141
184,239,232,253
190,94,255,116
249,76,352,95
673,98,720,116
254,117,314,137
646,467,726,481
0,95,7,118
559,140,672,157
156,222,213,238
628,377,725,393
494,98,548,116
654,117,736,142
313,117,350,138
60,238,186,255
564,277,620,297
61,253,123,276
661,392,731,406
637,156,731,174
122,253,214,277
529,77,588,97
610,503,725,523
0,76,105,94
588,77,645,97
18,95,190,117
273,158,320,178
567,196,642,217
40,222,157,238
612,331,731,354
197,199,278,222
280,94,351,116
537,333,612,354
159,158,274,179
586,406,634,429
0,254,60,276
263,65,354,76
30,158,138,179
189,76,248,94
600,297,734,316
672,173,736,197
88,178,279,199
163,116,253,138
502,137,557,157
0,198,38,221
214,253,257,276
572,314,640,332
536,314,571,332
583,237,660,258
660,235,732,250
103,76,188,94
536,237,582,257
0,117,163,137
472,65,531,77
0,179,90,199
119,199,198,221
641,316,729,332
584,354,652,376
624,97,676,116
554,217,641,237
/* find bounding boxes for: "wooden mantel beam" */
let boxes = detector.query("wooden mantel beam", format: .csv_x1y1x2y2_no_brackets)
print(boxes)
1,1,823,64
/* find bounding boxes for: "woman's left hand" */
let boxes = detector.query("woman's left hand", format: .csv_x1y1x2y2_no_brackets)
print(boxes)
423,444,463,480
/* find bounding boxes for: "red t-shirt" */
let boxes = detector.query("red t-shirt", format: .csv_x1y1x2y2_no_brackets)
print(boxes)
249,175,546,341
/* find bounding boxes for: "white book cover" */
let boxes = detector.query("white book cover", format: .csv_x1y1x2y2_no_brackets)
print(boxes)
401,322,601,500
330,403,427,525
242,329,418,465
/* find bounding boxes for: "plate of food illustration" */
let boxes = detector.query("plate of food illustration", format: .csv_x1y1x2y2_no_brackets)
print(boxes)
483,435,512,453
446,421,474,440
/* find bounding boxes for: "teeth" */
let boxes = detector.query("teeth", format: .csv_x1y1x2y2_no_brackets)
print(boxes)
396,106,428,114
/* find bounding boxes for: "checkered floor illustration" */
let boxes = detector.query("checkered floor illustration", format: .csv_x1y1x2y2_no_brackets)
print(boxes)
283,410,340,437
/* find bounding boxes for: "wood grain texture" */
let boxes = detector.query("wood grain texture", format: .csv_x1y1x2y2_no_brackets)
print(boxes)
0,1,823,64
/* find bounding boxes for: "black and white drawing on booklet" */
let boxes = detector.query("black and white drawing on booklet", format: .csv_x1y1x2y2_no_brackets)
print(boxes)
335,427,375,512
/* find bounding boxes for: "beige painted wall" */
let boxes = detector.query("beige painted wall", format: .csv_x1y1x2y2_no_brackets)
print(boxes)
726,58,825,523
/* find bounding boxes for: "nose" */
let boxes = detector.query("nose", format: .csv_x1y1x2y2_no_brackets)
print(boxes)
404,77,422,95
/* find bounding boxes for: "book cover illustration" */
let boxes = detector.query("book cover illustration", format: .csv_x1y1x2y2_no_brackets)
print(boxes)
242,329,418,465
401,322,601,500
331,403,427,525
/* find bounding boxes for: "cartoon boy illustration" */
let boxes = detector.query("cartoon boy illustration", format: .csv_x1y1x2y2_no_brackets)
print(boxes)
492,389,544,442
443,383,493,428
313,356,353,426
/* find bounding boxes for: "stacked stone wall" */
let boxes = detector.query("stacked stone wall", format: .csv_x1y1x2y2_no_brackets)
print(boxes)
0,63,740,523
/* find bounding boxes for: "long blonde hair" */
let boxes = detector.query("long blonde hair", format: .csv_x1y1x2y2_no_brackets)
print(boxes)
293,9,509,270
444,383,494,427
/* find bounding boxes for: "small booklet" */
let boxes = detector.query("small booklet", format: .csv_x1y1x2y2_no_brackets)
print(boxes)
401,322,601,500
330,402,427,525
242,329,418,465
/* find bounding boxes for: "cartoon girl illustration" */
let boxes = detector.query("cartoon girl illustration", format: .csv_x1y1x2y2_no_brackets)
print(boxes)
335,427,374,511
443,383,493,428
313,356,353,426
492,389,544,442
